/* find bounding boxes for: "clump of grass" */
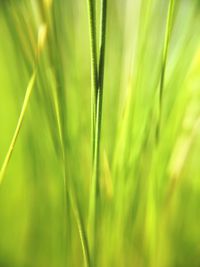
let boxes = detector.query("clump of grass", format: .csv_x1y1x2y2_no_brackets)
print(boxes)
0,1,200,267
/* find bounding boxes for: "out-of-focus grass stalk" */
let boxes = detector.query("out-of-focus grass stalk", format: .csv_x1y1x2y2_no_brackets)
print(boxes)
46,2,90,265
0,24,47,185
87,0,98,161
88,0,107,263
70,192,91,267
53,82,91,267
157,0,175,140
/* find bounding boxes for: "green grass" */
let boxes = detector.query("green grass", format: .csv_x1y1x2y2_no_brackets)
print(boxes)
0,1,200,267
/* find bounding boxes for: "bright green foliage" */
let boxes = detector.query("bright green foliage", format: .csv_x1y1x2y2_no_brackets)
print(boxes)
0,1,200,267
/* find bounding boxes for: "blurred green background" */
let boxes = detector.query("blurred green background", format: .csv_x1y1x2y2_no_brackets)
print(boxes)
0,0,200,266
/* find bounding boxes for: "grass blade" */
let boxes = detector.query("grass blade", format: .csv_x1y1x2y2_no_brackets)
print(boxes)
88,0,107,263
157,0,175,140
87,0,98,161
0,71,36,184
